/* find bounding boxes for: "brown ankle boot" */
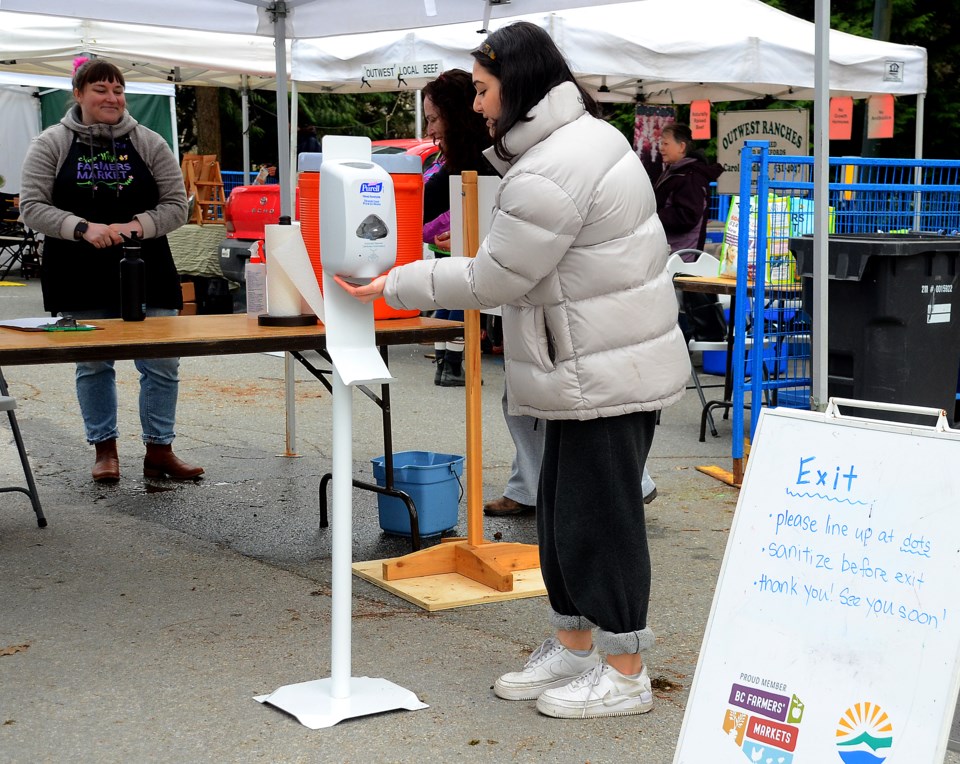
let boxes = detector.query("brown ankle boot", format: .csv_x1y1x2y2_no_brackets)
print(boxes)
92,439,120,483
143,443,204,481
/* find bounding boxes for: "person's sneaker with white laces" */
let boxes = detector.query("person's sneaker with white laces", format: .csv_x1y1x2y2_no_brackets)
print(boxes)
494,637,601,701
535,662,654,719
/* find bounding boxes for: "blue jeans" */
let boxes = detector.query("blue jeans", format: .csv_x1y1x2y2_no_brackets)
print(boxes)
66,308,180,445
434,309,464,323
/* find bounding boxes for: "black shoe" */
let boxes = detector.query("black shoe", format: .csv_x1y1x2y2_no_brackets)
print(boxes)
433,349,446,386
643,488,658,505
439,350,466,387
483,496,535,516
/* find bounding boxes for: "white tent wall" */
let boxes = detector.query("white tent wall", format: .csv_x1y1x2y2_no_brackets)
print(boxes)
0,85,40,194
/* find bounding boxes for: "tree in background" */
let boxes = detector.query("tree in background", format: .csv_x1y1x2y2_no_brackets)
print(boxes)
765,0,957,159
178,86,415,170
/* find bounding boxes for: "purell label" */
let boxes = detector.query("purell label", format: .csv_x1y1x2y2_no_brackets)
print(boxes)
360,182,383,193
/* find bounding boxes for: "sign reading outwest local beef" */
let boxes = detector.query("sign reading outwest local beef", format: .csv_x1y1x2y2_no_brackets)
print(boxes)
361,60,442,85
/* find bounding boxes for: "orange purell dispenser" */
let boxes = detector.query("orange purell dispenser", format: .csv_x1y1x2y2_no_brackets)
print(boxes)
298,152,423,319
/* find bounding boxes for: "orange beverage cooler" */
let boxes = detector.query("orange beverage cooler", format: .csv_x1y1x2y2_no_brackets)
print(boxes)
297,153,424,319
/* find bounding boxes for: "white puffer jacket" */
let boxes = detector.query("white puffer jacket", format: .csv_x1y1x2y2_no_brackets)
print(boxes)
385,82,690,419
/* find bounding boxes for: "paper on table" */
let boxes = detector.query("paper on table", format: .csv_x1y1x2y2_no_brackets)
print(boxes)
264,222,326,322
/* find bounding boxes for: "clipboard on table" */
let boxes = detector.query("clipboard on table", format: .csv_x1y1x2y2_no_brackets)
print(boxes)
0,317,101,332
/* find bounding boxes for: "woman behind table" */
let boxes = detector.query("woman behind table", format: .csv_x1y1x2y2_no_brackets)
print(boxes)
336,22,690,719
420,69,494,387
652,122,724,260
20,59,202,484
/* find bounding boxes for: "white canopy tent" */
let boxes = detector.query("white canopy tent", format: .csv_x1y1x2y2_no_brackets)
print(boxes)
0,0,636,218
290,0,927,104
0,12,283,89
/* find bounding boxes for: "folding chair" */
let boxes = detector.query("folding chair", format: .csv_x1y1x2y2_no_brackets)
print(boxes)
0,219,41,283
0,368,46,528
668,250,772,439
668,251,727,436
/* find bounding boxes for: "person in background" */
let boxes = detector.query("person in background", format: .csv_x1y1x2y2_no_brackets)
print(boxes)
484,413,658,515
336,22,689,720
651,123,723,261
296,125,321,156
420,69,495,387
254,163,279,185
482,389,545,516
20,58,202,484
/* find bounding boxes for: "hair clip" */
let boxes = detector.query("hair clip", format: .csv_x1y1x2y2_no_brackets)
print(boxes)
73,56,90,75
475,42,496,60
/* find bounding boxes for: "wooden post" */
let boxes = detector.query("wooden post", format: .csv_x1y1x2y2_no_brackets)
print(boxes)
380,171,540,591
462,172,484,546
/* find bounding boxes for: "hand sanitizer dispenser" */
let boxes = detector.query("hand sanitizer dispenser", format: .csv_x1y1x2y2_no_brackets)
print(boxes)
320,157,397,284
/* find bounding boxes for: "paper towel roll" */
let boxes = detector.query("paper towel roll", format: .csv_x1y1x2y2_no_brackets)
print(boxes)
263,222,325,321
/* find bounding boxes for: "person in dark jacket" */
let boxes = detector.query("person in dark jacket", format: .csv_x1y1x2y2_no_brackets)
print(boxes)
652,123,723,260
420,69,495,387
20,59,201,484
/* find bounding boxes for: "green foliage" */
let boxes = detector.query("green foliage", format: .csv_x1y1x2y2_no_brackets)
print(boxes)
760,0,959,159
221,88,415,168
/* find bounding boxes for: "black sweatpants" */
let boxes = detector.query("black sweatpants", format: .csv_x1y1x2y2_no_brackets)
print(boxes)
537,411,656,644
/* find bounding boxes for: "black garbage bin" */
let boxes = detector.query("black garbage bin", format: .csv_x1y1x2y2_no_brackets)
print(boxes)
791,233,960,420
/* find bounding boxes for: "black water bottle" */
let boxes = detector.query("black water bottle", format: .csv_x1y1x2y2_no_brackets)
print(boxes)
120,232,146,322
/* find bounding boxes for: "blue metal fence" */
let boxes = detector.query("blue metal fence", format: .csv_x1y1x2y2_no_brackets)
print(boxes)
723,142,960,471
221,170,248,198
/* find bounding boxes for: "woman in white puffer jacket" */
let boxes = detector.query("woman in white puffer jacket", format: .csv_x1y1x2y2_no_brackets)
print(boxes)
336,21,690,721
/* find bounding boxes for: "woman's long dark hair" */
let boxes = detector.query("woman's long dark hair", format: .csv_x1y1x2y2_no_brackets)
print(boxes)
421,69,492,173
471,21,599,162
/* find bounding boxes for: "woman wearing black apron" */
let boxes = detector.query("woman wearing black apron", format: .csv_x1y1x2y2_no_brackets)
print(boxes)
20,59,201,484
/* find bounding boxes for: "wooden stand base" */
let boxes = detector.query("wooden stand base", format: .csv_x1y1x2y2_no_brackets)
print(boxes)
354,549,545,612
696,457,744,487
382,539,540,592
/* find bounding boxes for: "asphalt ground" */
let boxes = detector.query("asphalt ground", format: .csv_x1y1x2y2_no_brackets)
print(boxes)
2,276,958,763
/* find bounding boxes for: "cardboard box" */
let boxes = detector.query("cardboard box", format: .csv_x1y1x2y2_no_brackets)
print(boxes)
179,302,198,316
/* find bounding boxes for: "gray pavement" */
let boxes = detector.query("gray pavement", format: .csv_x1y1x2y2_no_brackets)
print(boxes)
2,277,956,763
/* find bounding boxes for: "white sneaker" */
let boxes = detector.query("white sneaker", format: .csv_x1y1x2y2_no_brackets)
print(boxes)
535,662,654,719
494,637,601,701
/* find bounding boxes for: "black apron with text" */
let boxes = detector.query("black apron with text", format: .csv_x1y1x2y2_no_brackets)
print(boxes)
41,131,181,314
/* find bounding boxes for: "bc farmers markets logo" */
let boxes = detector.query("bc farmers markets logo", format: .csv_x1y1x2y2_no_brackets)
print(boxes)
724,676,804,763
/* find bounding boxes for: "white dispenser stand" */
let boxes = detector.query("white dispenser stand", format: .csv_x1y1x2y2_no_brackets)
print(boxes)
255,136,426,728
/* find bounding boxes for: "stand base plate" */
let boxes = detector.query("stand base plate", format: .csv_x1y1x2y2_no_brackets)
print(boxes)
254,676,427,729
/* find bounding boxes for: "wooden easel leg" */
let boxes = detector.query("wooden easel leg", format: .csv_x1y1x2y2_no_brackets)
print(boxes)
377,171,540,594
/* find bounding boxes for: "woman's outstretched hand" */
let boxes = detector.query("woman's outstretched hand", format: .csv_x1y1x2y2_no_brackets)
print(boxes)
333,274,387,304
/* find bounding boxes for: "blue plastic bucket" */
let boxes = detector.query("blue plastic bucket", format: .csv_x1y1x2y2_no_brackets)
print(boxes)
775,388,811,409
701,344,785,377
371,451,464,537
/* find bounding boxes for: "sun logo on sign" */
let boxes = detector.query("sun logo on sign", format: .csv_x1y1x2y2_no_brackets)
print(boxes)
835,702,893,763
